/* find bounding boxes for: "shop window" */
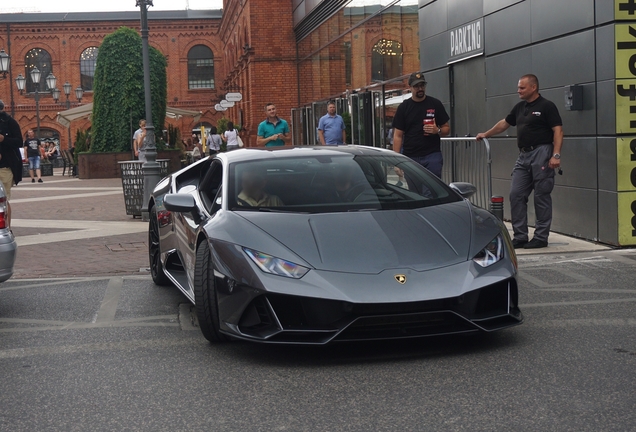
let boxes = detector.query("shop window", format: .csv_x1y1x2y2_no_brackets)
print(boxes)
24,48,53,93
371,39,403,82
188,45,215,89
80,47,99,91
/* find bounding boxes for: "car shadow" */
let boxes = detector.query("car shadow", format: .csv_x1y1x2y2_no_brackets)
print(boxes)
222,329,526,367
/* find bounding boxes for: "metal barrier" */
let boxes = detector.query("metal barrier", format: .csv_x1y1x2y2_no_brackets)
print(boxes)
440,137,492,210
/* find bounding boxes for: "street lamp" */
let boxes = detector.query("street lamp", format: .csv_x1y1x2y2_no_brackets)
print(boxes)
0,49,9,79
52,79,84,150
30,67,42,138
137,0,161,220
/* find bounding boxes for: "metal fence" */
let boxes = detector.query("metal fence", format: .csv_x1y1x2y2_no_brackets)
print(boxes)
440,137,492,210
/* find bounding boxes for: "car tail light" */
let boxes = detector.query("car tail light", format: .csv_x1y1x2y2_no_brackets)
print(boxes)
0,196,7,229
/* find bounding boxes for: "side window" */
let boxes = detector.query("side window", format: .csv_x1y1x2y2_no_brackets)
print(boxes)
199,160,223,212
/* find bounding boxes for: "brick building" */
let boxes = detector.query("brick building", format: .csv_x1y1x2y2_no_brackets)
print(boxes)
0,0,418,150
0,10,224,150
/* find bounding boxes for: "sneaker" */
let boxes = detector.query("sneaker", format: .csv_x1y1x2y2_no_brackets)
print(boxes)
38,179,43,183
524,238,548,249
31,178,35,183
511,239,528,249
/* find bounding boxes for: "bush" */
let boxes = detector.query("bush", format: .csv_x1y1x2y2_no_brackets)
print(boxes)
91,27,167,153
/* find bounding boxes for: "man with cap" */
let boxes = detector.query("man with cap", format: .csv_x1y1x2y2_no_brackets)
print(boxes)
0,99,24,226
392,72,450,178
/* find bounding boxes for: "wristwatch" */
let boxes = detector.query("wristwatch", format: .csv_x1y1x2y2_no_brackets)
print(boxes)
553,153,561,159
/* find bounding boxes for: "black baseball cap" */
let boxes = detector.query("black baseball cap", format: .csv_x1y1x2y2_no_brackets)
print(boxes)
408,72,427,87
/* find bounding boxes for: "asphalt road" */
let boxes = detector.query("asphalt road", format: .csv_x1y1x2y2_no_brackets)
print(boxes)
1,250,635,431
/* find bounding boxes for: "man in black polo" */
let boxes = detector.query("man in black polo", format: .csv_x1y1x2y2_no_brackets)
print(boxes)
477,74,563,249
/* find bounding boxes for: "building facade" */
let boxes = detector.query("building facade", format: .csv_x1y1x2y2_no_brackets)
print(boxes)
0,10,223,151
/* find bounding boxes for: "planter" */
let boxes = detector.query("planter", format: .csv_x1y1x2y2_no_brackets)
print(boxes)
78,150,182,179
22,163,53,177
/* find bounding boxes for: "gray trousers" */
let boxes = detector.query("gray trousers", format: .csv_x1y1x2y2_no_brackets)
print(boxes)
510,144,555,242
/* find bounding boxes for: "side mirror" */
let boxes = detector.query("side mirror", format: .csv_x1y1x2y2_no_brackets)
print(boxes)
449,182,477,199
163,194,202,224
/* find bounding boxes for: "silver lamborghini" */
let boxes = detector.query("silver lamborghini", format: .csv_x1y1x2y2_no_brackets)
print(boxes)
148,145,522,344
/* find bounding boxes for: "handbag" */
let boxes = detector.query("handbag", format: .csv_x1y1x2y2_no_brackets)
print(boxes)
237,134,244,148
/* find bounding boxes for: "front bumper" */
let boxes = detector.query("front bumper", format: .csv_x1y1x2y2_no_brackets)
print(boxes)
223,278,522,345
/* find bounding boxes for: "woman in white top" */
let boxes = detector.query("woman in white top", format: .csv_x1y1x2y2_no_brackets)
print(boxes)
222,121,240,151
206,126,222,156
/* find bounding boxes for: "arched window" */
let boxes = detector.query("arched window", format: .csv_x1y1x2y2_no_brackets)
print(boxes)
24,48,53,93
80,47,99,91
371,39,403,82
188,45,214,89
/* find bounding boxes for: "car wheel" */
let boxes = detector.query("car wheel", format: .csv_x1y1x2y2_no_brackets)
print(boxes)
194,241,228,343
149,205,171,286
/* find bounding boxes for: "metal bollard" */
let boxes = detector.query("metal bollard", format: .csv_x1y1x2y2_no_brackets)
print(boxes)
490,196,504,221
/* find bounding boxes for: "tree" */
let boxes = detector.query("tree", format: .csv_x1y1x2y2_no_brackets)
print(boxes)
91,27,167,153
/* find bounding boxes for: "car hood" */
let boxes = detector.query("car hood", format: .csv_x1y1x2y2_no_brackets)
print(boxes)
234,201,494,274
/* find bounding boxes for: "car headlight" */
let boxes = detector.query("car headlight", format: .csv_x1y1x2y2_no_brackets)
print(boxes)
473,234,504,268
243,248,310,278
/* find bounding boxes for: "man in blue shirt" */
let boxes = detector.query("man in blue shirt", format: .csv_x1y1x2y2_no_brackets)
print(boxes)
318,101,346,145
257,103,290,147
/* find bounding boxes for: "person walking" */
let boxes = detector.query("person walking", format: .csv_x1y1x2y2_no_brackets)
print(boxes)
0,100,24,226
207,126,222,156
257,103,290,147
222,121,240,151
133,119,147,162
24,129,43,183
318,101,346,146
391,72,450,178
476,74,563,249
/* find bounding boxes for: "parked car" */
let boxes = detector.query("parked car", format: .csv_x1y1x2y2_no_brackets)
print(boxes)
148,146,522,344
0,182,17,282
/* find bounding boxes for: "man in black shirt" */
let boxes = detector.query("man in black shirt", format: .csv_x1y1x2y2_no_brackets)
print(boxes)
0,99,24,226
477,74,563,249
392,71,450,178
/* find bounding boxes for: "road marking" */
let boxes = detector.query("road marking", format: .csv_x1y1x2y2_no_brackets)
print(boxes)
521,297,636,308
15,186,122,191
11,191,123,204
536,318,636,327
0,337,200,360
94,277,124,323
12,219,147,246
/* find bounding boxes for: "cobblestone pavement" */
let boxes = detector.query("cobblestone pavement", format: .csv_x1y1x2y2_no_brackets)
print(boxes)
10,170,149,278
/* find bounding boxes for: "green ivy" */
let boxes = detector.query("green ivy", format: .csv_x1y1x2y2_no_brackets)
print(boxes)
91,27,167,153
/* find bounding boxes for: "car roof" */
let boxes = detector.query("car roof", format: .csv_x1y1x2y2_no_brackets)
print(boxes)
216,145,396,164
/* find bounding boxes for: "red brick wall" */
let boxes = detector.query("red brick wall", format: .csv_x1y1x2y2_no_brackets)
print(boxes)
219,0,299,147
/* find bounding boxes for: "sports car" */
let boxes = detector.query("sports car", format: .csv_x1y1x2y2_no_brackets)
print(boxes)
148,145,522,344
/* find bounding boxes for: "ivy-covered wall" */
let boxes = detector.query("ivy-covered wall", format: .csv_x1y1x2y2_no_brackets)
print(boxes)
91,27,167,153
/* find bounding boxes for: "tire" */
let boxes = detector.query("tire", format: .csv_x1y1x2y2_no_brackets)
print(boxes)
193,241,228,343
149,205,172,286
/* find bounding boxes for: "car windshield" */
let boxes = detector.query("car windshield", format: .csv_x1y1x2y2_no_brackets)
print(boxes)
228,154,462,213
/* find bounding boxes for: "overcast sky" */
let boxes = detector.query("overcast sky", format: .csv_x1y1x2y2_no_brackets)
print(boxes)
0,0,223,13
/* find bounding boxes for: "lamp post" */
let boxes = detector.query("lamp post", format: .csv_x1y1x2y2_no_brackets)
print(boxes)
0,49,9,78
52,78,83,150
137,0,161,220
15,67,54,139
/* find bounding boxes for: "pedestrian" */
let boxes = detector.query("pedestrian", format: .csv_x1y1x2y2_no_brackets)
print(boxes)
222,121,240,151
391,72,450,178
0,99,24,226
207,126,222,156
133,119,147,162
318,101,346,146
476,74,563,249
24,129,43,183
257,103,290,147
